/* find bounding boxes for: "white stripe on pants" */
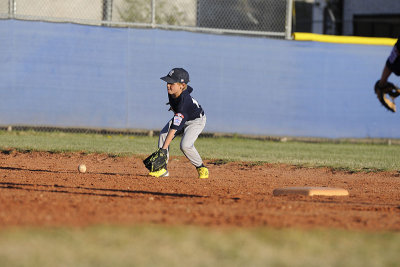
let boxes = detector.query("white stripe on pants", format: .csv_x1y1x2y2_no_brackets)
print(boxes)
158,115,206,168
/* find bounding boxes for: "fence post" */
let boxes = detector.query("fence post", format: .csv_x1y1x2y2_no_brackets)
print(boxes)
151,0,156,28
9,0,16,18
285,0,294,39
102,0,113,24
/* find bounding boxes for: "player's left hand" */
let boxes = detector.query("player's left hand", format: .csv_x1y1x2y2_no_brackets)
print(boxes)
143,148,168,172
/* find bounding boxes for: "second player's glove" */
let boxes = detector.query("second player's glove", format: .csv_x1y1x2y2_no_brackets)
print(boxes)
374,80,400,112
143,148,168,172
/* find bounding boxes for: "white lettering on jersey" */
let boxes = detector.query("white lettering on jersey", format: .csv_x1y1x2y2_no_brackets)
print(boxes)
192,97,200,108
173,113,184,126
388,46,399,64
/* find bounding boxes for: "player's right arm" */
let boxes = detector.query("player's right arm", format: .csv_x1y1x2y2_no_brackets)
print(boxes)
162,129,176,149
161,112,186,149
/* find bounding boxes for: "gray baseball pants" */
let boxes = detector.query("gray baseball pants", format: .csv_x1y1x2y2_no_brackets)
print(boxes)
158,115,206,168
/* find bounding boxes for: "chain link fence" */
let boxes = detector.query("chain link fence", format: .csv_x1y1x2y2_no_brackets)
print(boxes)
1,0,293,38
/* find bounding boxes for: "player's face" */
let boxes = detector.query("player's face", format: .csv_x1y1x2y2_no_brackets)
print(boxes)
167,82,184,97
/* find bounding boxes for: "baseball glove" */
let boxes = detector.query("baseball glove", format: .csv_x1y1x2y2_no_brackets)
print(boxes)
143,148,168,172
374,80,400,112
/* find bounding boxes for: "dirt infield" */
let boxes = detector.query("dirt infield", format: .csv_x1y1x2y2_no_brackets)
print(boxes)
1,151,399,231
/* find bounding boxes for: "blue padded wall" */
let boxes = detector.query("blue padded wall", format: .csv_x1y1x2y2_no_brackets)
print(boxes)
0,20,399,138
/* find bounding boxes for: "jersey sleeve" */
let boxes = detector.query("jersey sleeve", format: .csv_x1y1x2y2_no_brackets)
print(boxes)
170,112,188,131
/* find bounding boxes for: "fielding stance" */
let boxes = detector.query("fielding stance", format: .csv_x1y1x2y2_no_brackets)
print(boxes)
375,36,400,112
144,68,209,179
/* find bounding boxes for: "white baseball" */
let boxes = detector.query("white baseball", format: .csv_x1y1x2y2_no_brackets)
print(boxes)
78,164,87,173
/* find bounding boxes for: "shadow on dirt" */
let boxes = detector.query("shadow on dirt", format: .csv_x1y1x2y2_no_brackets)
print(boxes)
0,166,131,176
0,181,208,199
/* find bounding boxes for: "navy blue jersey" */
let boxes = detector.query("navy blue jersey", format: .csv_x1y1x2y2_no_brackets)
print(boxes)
386,36,400,76
168,86,204,131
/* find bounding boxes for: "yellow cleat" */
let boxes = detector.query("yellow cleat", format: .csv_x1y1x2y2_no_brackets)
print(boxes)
197,167,209,179
149,168,169,177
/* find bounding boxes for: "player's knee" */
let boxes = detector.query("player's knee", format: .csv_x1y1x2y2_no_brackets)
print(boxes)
180,141,194,152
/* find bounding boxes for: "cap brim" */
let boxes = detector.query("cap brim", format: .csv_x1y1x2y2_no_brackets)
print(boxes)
160,76,178,83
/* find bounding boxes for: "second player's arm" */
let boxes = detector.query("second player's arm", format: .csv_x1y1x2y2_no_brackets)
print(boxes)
380,45,400,85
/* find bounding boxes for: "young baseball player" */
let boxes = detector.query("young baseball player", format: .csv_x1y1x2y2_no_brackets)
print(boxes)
148,67,209,179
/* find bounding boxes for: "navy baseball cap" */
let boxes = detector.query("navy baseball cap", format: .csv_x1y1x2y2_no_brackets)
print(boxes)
160,68,190,84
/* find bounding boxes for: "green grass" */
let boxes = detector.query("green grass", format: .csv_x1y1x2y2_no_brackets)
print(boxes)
199,137,400,171
0,226,399,267
0,130,156,155
1,130,400,171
